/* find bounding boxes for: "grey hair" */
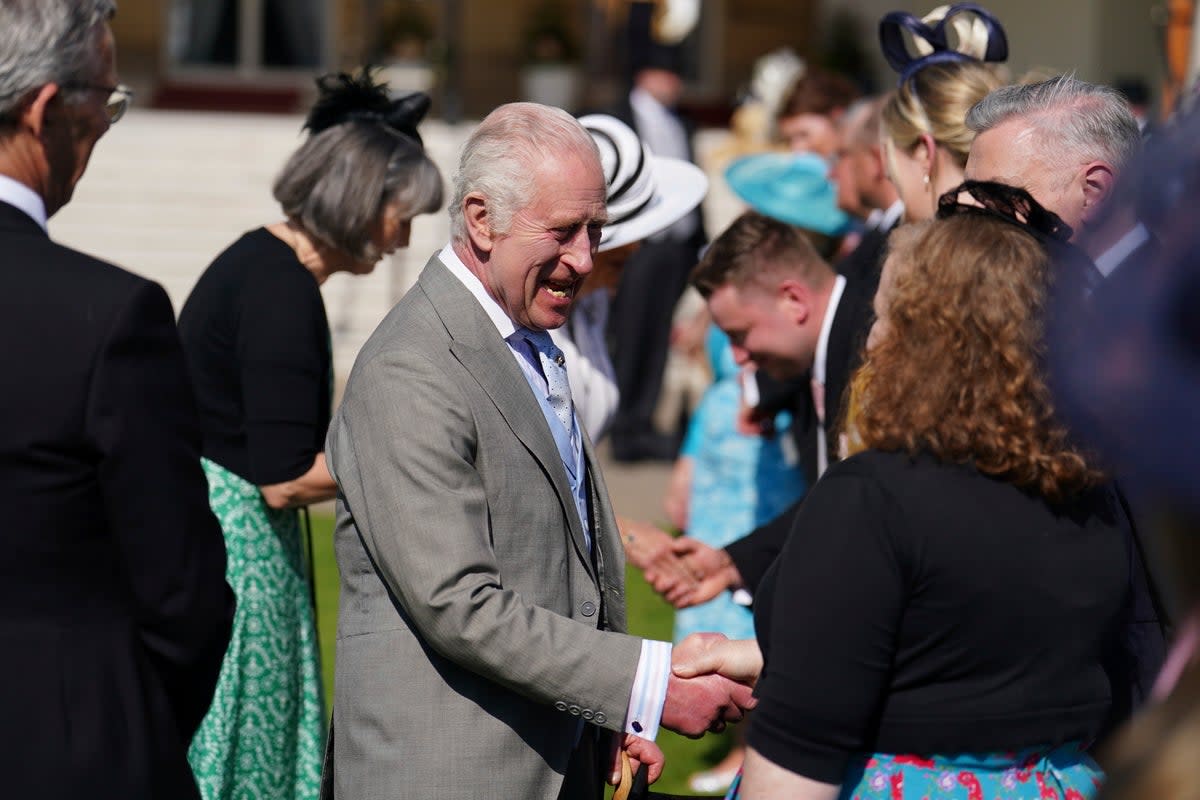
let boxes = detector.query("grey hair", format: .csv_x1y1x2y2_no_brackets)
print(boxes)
273,121,444,263
966,75,1141,175
0,0,116,119
449,102,600,244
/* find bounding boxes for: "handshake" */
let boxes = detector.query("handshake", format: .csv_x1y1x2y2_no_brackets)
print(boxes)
614,633,764,787
619,516,745,609
662,632,761,737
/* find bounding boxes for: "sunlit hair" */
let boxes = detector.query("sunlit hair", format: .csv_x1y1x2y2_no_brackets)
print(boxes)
449,102,600,244
881,60,1006,169
0,0,116,120
847,215,1104,500
690,210,833,298
965,75,1141,179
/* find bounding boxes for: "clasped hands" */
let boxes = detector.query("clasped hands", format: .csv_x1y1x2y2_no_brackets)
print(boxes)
612,632,761,787
619,516,744,609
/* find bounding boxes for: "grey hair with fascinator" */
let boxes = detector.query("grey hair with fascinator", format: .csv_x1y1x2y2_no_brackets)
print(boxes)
273,70,443,263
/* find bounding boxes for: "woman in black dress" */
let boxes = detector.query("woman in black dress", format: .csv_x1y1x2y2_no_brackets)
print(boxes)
177,72,443,800
676,206,1127,799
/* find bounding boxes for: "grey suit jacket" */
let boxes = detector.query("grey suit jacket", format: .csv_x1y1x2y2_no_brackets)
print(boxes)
325,254,645,799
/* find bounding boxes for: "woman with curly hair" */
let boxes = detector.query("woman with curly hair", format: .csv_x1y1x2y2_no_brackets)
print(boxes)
675,209,1128,799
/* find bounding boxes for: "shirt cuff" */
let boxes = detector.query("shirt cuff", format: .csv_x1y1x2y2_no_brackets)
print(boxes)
625,639,672,740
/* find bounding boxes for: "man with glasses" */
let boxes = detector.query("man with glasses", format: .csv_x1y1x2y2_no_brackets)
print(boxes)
0,3,233,798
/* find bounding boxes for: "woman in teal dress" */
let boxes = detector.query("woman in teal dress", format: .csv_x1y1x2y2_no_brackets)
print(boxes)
177,72,443,800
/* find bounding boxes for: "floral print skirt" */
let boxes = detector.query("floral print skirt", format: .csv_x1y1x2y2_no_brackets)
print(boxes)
187,459,325,800
726,743,1103,799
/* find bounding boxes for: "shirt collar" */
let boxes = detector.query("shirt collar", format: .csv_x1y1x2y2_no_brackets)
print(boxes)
438,243,519,339
1092,222,1151,278
0,174,48,232
877,200,905,232
813,274,847,385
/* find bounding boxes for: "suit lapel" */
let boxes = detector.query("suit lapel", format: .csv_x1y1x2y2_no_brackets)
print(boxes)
418,256,596,576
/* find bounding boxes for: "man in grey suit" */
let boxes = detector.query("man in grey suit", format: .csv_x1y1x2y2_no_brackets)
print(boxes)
324,102,754,799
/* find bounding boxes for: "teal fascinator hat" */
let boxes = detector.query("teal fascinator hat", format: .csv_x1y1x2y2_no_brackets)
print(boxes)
724,152,851,236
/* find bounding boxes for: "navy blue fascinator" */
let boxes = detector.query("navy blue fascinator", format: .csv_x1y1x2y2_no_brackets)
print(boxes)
879,3,1008,85
304,71,430,146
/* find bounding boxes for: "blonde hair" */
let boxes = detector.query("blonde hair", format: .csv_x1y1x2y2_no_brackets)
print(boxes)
882,60,1006,168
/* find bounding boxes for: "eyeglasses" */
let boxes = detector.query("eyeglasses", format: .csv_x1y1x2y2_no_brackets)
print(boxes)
61,83,133,124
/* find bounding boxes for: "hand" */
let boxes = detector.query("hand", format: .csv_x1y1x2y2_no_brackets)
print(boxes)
608,733,665,787
618,517,697,592
672,633,763,688
655,538,744,609
737,388,775,438
661,639,757,737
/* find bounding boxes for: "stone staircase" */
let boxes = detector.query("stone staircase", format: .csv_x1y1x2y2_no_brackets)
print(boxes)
49,109,745,380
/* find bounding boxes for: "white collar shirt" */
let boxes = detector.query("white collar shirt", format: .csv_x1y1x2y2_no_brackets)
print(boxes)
0,175,48,233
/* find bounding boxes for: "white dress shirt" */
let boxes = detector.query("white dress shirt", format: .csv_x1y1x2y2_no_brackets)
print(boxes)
1093,222,1151,279
812,274,847,478
0,175,48,232
438,244,672,739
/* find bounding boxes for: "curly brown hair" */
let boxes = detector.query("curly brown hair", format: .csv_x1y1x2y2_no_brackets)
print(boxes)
847,215,1104,500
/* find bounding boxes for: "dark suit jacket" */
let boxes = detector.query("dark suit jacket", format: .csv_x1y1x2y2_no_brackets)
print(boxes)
0,201,233,798
834,222,892,300
727,274,877,590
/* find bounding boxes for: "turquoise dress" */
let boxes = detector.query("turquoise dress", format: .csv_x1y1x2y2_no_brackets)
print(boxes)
673,326,806,644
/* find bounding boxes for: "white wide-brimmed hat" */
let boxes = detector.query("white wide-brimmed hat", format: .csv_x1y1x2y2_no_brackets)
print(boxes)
579,113,709,252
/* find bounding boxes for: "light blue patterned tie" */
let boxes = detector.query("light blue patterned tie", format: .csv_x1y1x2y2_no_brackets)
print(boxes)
521,328,574,434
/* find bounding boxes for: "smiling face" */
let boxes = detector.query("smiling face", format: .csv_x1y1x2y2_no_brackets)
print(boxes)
470,150,607,330
706,279,816,380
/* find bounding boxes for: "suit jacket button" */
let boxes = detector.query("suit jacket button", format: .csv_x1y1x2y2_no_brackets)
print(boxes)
581,601,597,617
568,704,581,716
581,709,594,720
593,712,606,724
554,701,567,711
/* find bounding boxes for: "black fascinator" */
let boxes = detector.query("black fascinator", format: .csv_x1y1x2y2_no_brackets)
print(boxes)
303,71,431,146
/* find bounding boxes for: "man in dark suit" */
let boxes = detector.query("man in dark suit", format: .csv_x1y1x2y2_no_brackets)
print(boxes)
964,76,1154,281
830,96,904,295
964,76,1169,718
0,3,233,797
606,4,707,461
641,210,874,605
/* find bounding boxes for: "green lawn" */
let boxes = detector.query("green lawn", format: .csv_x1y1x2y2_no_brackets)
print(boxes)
308,511,737,796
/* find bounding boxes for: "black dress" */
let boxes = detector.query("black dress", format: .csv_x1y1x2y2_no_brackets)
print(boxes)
748,450,1127,787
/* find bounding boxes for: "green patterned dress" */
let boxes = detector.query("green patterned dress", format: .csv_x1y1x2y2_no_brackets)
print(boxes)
188,459,325,799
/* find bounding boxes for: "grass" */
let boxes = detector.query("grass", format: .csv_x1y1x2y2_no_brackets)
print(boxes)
307,511,737,796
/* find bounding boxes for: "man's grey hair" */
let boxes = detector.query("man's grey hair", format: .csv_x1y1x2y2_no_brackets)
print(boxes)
966,75,1141,174
449,102,600,244
0,0,117,119
273,121,444,263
